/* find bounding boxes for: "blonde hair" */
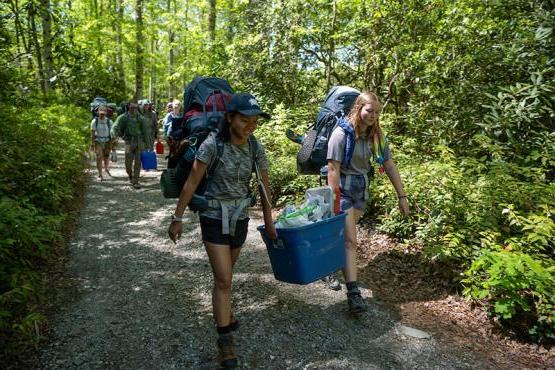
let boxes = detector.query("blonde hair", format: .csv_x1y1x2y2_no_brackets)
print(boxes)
347,91,386,160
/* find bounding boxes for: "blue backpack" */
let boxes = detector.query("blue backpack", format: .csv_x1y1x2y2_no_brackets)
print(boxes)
297,86,361,175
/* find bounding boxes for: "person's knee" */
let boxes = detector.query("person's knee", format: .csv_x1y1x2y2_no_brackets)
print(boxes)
214,275,232,291
345,238,357,251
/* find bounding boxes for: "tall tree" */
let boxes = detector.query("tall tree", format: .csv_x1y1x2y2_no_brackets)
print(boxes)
134,0,144,100
40,0,53,91
115,0,126,94
208,0,216,42
27,1,46,93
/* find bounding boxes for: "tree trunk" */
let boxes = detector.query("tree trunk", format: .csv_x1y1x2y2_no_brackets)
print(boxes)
10,0,32,69
28,2,46,94
40,0,53,92
116,0,126,94
134,0,144,101
167,0,175,99
182,0,189,89
208,0,216,43
326,0,337,91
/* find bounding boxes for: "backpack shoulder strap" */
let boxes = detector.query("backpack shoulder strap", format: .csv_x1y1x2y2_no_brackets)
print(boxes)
248,135,259,173
207,135,224,176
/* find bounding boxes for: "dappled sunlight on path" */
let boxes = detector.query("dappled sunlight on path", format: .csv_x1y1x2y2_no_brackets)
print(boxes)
39,143,489,369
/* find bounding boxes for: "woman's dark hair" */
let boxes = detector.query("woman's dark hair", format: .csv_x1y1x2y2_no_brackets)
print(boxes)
215,112,237,142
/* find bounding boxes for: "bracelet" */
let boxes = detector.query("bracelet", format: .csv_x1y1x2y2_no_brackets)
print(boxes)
171,214,183,222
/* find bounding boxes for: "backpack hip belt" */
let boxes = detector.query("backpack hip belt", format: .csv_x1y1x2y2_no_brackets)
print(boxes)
206,196,254,236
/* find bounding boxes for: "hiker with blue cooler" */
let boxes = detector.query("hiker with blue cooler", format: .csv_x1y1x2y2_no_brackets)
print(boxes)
327,91,409,313
90,106,114,180
141,100,159,147
112,102,152,189
168,93,276,369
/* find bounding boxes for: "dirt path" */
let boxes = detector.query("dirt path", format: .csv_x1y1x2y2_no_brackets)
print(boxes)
39,146,491,369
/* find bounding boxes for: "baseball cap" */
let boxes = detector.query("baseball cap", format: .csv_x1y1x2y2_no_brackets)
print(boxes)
227,93,271,119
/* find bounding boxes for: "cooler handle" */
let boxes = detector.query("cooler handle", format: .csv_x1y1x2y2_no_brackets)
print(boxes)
271,238,285,250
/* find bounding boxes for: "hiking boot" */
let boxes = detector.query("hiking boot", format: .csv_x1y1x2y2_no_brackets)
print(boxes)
321,275,342,291
347,291,368,313
229,316,239,332
217,333,238,369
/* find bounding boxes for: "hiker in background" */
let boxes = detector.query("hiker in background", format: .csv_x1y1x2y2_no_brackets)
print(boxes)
90,106,114,180
163,100,183,156
112,102,152,189
327,91,409,314
163,100,181,138
168,93,277,369
142,100,159,147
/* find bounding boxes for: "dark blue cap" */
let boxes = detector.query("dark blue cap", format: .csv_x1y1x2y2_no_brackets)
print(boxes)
227,93,271,119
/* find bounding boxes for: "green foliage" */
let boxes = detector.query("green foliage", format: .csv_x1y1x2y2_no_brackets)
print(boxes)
0,102,89,350
463,250,554,342
255,103,318,205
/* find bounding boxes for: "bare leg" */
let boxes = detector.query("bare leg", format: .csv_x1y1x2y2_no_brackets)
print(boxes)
204,242,242,327
342,207,363,283
94,144,104,180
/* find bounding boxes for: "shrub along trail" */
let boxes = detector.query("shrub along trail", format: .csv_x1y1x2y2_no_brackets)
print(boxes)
40,146,490,369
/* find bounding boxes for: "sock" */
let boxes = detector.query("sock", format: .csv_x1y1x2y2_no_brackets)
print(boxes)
346,281,359,294
217,325,232,335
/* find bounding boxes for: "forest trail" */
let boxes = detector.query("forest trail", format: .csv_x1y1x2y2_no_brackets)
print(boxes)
38,144,490,369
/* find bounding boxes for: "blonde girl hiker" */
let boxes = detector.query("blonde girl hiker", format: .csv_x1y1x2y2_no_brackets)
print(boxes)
326,91,409,313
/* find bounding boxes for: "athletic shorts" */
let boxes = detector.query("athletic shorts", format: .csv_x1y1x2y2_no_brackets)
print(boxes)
199,216,249,249
94,141,111,158
340,174,368,211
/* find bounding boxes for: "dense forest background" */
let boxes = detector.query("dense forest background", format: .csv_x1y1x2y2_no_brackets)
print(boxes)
1,0,553,356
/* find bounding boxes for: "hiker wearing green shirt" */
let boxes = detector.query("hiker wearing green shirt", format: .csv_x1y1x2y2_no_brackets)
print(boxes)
112,102,152,189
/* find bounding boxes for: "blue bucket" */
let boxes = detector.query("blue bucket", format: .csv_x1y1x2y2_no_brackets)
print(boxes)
141,150,157,170
257,212,346,285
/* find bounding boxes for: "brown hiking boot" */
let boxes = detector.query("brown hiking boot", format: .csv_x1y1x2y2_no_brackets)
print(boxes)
217,333,238,369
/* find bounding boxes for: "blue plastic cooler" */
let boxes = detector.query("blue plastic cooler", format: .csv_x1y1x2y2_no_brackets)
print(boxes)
257,212,346,284
140,150,157,170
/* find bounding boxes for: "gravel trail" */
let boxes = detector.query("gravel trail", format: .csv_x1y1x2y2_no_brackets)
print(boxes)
39,146,490,369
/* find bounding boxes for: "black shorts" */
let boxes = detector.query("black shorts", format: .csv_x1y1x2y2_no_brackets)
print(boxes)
199,217,249,249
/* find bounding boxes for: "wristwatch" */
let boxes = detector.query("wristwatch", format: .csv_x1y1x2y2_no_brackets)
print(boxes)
171,214,183,222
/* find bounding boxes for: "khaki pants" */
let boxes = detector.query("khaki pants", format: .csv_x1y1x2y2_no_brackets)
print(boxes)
125,137,144,184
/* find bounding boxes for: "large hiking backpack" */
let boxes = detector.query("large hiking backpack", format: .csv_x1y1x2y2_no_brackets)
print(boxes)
297,86,361,175
161,76,235,206
90,96,108,118
167,76,234,146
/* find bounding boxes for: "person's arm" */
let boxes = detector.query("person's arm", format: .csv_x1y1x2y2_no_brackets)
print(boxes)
168,159,208,243
111,116,122,138
90,120,96,149
327,160,341,191
383,158,409,216
259,169,277,240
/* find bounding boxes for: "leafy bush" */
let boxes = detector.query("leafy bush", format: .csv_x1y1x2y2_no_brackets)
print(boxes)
463,250,554,342
256,103,319,205
0,102,88,351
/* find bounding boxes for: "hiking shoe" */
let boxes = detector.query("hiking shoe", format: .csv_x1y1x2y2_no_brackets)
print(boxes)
217,334,238,369
285,129,304,144
321,275,342,291
132,183,141,189
347,292,368,313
